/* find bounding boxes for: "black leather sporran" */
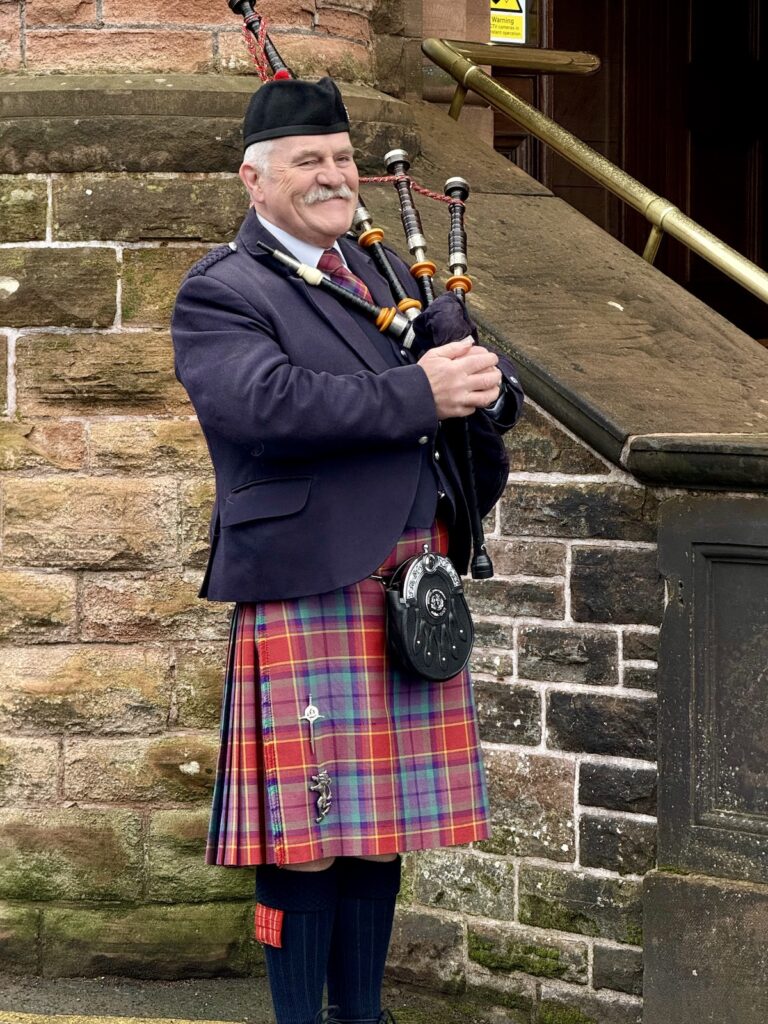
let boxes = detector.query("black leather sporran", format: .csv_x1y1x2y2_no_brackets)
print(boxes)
384,545,474,681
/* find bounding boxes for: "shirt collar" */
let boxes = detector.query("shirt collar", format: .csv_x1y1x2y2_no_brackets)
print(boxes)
256,213,346,269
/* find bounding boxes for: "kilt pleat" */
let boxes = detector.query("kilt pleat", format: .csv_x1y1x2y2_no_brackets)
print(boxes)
206,521,491,867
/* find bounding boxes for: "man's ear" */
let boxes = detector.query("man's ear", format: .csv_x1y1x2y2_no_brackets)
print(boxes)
239,163,263,203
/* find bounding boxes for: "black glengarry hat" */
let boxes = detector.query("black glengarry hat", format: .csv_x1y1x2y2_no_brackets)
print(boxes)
242,76,350,149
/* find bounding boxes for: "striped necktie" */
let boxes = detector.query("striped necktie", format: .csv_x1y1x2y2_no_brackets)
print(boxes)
317,248,373,304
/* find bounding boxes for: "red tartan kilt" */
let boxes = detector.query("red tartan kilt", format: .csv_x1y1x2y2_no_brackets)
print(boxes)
206,520,491,866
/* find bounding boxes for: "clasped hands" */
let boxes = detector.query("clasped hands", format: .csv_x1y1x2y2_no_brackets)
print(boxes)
418,337,502,420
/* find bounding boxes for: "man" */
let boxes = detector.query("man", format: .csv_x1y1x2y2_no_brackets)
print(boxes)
172,76,523,1024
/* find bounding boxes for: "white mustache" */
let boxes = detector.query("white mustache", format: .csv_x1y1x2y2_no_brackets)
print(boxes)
303,184,355,205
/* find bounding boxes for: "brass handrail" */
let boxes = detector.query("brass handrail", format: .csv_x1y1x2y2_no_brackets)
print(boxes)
440,40,600,74
422,37,768,306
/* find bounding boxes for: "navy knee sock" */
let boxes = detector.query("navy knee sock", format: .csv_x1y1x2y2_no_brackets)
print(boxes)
326,856,402,1023
255,862,339,1024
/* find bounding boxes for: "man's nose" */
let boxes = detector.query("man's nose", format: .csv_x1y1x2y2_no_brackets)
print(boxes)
316,160,345,187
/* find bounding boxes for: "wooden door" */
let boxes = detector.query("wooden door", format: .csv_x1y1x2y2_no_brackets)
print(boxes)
624,0,768,339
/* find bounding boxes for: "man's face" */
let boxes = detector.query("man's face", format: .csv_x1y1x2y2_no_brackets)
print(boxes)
242,132,359,249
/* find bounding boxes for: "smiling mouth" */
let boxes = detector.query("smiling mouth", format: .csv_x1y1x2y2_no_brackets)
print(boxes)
306,197,350,206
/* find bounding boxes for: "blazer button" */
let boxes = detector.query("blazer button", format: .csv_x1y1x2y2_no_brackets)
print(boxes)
251,442,265,457
434,450,441,461
418,435,429,445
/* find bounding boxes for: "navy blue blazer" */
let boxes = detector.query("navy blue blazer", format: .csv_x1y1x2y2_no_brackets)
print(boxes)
171,210,523,601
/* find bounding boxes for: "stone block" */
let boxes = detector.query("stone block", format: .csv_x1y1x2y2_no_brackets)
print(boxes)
389,974,534,1024
415,849,516,920
121,245,210,325
316,7,371,43
505,405,610,475
475,681,541,745
64,733,219,803
468,920,588,984
54,175,246,241
499,483,658,542
537,985,642,1024
579,764,657,815
0,570,77,642
0,808,143,901
372,0,407,34
101,0,231,24
174,643,229,729
0,5,21,72
0,247,116,327
26,0,96,24
2,477,178,570
147,810,253,903
0,644,172,734
218,32,374,84
0,113,241,176
470,648,515,681
623,664,656,691
473,618,514,650
580,815,657,876
570,547,663,625
644,872,768,1024
519,865,643,944
373,35,408,98
593,944,643,996
519,626,618,686
16,331,189,416
80,573,229,642
458,975,535,1023
622,629,658,661
547,692,657,760
260,0,317,30
387,908,465,993
89,418,209,474
41,901,256,978
465,578,564,620
0,421,86,471
478,749,575,860
0,177,48,240
0,903,40,975
180,477,215,569
487,538,567,577
26,29,214,74
0,737,59,806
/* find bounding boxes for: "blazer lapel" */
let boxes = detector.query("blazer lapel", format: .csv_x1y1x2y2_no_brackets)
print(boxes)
238,211,390,373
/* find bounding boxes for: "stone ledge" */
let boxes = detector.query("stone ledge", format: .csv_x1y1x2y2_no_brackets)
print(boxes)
0,74,418,174
626,433,768,488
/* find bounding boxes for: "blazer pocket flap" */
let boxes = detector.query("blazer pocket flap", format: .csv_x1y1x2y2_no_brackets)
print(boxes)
221,477,312,527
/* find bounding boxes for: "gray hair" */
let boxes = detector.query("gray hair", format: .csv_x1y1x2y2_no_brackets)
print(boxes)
242,139,276,177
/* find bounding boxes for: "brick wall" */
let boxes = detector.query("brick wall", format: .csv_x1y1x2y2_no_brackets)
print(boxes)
0,0,376,80
0,167,660,1022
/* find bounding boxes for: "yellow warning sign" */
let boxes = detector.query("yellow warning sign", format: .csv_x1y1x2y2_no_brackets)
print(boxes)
490,0,523,11
490,11,525,42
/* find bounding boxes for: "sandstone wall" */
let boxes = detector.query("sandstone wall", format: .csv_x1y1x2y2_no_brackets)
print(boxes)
0,0,380,82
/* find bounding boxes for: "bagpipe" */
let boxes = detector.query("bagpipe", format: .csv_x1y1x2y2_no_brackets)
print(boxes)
228,0,496,580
